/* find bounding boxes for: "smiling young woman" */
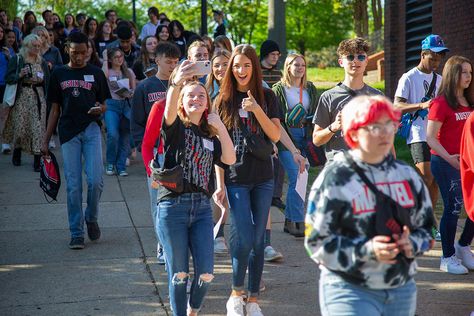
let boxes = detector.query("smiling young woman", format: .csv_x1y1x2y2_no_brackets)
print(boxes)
214,44,281,316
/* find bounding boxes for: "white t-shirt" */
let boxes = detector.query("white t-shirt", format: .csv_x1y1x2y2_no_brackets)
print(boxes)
395,67,442,144
284,86,310,111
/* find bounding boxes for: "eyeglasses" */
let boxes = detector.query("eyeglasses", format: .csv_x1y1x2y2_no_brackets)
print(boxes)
360,121,398,136
345,54,367,62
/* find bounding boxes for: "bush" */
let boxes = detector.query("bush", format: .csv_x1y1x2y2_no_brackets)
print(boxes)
306,46,339,68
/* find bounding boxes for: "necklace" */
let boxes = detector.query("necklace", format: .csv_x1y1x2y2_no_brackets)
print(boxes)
156,76,168,90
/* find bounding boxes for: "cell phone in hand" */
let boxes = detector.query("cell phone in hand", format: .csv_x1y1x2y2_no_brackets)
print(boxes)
192,61,211,76
88,106,102,114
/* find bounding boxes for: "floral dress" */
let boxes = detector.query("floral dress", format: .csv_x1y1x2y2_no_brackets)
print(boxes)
3,62,46,154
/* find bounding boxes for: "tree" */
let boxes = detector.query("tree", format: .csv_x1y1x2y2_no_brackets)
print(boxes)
371,0,382,32
1,0,18,20
353,0,369,38
268,0,286,56
286,0,352,55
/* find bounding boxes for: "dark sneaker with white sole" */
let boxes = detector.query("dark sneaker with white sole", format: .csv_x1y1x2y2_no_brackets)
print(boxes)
69,237,85,249
86,221,101,241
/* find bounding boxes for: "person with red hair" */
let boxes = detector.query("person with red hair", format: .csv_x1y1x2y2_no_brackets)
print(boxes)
305,95,435,316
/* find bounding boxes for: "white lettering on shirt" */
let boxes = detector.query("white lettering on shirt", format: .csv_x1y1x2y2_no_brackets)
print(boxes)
352,180,415,214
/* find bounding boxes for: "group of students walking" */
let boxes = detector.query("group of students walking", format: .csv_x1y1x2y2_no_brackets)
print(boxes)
1,6,474,316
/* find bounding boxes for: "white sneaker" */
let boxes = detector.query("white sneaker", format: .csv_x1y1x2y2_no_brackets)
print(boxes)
455,242,474,269
264,245,283,262
214,236,228,254
226,296,245,316
440,255,469,274
246,302,264,316
1,143,11,154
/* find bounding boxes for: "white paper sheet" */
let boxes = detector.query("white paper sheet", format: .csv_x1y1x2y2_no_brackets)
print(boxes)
295,168,309,202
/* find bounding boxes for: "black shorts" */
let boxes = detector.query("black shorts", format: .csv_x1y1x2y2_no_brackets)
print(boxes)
408,141,431,164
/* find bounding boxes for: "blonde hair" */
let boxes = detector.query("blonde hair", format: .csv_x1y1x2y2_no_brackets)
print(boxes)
31,26,49,51
205,49,231,98
187,40,208,59
19,34,42,64
281,53,307,88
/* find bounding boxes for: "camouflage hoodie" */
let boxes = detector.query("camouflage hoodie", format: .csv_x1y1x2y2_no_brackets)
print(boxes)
305,152,434,289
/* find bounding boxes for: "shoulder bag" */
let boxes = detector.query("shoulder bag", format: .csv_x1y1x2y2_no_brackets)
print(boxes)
285,86,307,127
2,55,21,107
149,121,185,193
239,119,273,161
397,73,436,139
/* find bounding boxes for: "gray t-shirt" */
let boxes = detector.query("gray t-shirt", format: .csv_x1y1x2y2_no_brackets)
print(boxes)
312,83,383,160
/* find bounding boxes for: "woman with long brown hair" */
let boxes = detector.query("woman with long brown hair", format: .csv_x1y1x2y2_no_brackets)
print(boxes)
427,55,474,274
132,35,157,81
102,47,136,176
214,44,281,316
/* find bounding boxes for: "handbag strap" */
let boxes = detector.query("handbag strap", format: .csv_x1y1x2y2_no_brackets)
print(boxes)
344,151,381,195
158,119,185,165
299,85,303,104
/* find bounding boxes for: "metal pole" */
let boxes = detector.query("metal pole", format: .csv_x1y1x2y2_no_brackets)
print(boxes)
201,0,207,35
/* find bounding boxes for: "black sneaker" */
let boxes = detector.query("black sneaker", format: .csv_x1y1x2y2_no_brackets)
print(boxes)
69,237,85,249
271,197,286,209
86,221,101,241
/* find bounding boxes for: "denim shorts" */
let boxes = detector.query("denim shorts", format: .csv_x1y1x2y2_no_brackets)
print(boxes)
408,141,431,164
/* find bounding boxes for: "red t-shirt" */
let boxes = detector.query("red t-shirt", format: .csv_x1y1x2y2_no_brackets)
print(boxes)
428,95,473,155
142,99,166,176
460,113,474,222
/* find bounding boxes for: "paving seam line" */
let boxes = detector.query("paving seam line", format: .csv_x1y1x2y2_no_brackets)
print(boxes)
116,175,169,316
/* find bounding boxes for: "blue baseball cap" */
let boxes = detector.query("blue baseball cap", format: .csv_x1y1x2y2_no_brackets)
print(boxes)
421,34,449,53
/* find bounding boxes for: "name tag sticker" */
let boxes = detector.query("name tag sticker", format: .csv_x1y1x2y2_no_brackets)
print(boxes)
239,108,248,118
99,42,106,47
84,75,95,82
36,72,44,79
203,138,214,151
109,76,117,82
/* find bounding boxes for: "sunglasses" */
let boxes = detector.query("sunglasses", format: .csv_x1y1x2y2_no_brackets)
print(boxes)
345,54,367,62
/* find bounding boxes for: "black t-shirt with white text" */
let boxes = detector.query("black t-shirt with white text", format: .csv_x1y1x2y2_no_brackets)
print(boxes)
48,64,111,144
225,88,281,185
157,118,225,201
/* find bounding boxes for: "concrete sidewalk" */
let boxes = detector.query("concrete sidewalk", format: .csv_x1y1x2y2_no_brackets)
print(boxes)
0,137,473,316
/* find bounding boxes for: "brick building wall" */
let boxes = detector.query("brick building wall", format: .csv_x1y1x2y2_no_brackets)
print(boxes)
384,0,474,99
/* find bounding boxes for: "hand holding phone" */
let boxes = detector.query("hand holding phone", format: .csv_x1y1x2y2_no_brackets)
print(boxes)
192,60,211,76
88,105,102,115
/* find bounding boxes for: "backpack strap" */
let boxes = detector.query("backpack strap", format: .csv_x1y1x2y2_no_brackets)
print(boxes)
425,73,437,100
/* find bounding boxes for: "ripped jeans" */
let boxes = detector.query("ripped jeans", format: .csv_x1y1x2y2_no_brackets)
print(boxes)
157,193,214,316
431,155,474,257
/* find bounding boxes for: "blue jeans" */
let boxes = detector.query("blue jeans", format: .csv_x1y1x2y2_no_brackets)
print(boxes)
105,99,131,172
157,193,214,316
227,179,273,296
431,155,474,257
279,150,305,222
61,122,104,238
147,152,164,246
319,269,417,316
289,127,307,157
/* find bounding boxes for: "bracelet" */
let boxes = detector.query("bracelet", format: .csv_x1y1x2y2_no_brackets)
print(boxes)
292,149,301,155
327,125,336,133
